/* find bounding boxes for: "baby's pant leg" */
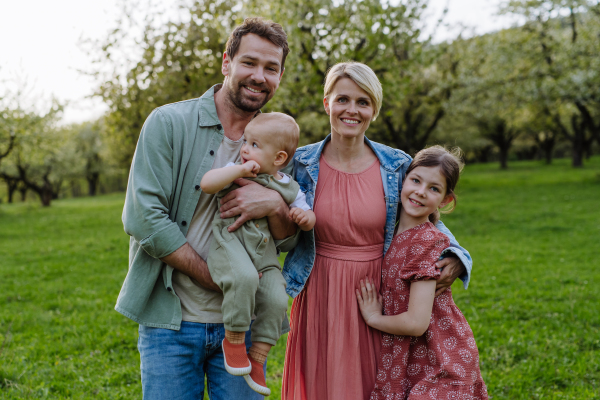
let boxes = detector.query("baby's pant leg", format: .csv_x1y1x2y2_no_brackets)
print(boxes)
208,228,259,333
250,267,288,346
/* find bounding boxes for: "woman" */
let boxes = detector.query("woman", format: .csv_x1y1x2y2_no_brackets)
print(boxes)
281,62,472,400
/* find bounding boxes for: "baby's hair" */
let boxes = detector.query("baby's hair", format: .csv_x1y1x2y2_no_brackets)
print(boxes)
248,112,299,167
406,145,464,225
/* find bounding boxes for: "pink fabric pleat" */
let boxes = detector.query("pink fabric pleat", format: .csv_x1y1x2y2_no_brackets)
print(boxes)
283,157,387,400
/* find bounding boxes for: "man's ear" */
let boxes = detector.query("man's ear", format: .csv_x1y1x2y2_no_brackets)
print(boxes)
279,67,285,82
222,52,231,77
323,97,330,115
274,150,289,167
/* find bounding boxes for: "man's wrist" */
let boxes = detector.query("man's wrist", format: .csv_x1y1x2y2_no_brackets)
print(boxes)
267,193,289,218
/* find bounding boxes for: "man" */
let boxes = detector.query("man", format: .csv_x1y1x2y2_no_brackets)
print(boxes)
116,18,296,399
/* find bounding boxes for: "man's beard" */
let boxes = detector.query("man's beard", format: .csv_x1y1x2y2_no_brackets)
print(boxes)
225,79,272,112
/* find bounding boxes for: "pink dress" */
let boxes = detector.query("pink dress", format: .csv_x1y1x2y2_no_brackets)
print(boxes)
370,222,488,400
282,157,387,400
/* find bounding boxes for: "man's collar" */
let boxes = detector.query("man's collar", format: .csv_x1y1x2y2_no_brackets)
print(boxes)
198,84,222,127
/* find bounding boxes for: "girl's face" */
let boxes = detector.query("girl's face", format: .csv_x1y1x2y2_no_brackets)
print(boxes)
323,77,375,140
400,166,452,223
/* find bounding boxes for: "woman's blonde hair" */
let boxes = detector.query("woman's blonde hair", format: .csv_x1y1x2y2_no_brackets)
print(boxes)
323,62,383,121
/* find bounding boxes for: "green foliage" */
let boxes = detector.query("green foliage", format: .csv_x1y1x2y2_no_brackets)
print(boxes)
1,158,599,398
92,0,243,166
91,0,468,163
498,0,600,166
0,101,68,206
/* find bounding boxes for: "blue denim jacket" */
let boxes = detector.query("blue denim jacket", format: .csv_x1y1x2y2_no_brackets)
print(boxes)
282,135,473,298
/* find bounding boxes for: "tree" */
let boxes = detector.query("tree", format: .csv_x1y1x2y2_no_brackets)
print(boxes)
91,0,465,161
0,102,68,206
89,0,242,167
1,97,19,175
501,0,600,166
65,122,104,196
246,0,462,154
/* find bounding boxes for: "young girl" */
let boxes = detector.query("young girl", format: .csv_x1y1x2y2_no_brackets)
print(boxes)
356,146,488,400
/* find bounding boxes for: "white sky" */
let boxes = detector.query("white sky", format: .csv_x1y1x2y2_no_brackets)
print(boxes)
0,0,517,124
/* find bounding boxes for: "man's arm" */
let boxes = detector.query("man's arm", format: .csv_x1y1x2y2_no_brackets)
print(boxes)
218,178,297,239
123,109,188,260
160,243,221,293
434,220,473,296
123,109,220,292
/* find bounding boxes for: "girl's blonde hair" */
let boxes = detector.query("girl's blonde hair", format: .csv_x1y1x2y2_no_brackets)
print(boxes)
323,62,383,121
406,145,464,225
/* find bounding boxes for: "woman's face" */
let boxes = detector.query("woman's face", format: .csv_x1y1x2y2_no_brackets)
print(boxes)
324,78,375,140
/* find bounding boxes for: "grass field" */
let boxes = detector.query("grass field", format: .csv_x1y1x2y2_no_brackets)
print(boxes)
1,157,599,399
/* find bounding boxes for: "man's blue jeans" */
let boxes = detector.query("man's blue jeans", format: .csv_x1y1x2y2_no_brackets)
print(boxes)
138,321,266,399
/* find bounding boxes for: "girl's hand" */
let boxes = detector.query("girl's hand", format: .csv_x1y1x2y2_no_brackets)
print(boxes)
240,160,260,178
356,277,383,327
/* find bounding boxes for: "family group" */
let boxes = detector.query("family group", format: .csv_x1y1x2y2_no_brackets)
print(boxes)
116,17,488,400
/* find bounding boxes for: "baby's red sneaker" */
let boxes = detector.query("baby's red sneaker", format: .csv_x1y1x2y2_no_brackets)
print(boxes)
243,357,271,396
222,338,251,376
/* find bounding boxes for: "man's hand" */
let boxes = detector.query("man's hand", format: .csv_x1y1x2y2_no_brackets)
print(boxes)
161,243,222,293
435,256,466,297
219,179,295,237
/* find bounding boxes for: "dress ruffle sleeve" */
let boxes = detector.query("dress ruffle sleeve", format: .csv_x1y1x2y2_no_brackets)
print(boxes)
398,223,449,282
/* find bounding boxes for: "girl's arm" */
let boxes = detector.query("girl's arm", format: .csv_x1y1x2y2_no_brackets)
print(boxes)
200,161,260,194
356,277,436,337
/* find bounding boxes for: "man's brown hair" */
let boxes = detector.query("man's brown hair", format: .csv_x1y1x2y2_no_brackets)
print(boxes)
225,17,290,70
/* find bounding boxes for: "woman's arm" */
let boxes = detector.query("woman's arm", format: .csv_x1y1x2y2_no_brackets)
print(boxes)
435,220,473,291
200,161,260,194
356,277,436,337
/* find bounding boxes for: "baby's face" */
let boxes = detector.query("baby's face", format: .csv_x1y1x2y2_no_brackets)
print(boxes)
240,125,282,175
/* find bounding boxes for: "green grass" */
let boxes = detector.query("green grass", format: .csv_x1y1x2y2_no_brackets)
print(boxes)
1,157,599,399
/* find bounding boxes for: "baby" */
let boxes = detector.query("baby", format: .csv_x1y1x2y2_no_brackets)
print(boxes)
201,112,315,396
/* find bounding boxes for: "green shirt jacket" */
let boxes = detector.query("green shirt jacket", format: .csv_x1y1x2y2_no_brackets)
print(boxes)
116,85,297,330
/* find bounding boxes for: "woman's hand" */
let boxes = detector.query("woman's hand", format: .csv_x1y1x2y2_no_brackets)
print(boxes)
434,256,466,296
356,277,383,327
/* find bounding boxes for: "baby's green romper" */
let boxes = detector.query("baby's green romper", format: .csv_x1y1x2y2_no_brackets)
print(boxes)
207,173,300,345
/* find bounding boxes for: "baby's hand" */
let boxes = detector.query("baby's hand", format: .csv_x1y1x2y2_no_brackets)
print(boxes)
240,160,260,178
289,208,315,231
356,277,383,327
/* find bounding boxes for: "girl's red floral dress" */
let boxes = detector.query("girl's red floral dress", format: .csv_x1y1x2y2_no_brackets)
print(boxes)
370,222,488,400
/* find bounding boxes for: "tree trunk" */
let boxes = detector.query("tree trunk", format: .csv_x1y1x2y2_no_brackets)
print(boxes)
572,146,583,167
5,178,18,203
40,189,52,206
544,149,553,164
571,127,584,168
19,187,27,202
87,172,100,196
536,133,556,165
499,146,509,169
7,184,16,203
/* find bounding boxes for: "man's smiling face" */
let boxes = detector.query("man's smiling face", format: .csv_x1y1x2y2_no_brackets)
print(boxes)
221,33,284,112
